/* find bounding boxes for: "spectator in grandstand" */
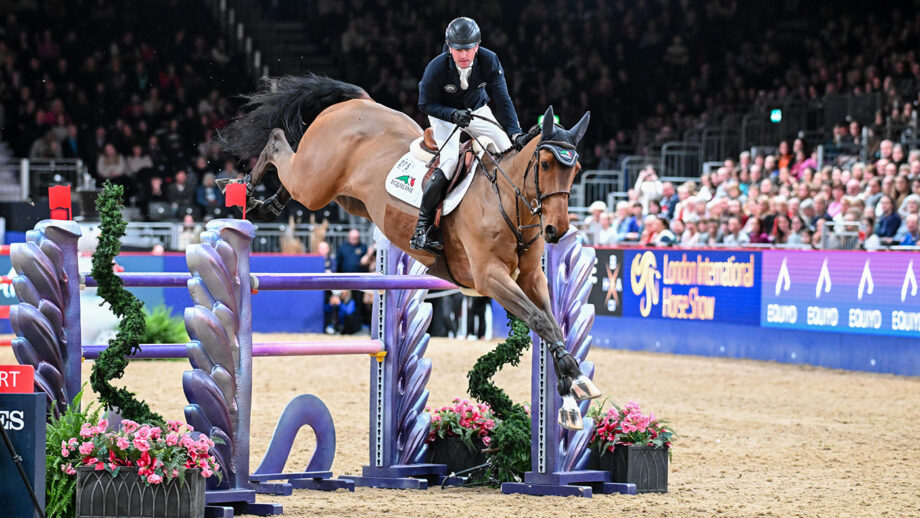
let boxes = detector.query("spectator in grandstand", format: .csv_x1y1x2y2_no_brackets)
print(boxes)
617,202,644,242
659,182,679,219
335,229,368,274
787,216,808,246
610,200,630,236
583,200,608,236
874,195,901,245
746,216,769,244
639,215,675,247
29,130,62,159
594,212,617,246
668,219,685,245
96,142,127,179
126,144,153,176
900,214,920,246
195,172,224,216
770,214,792,245
634,165,662,211
809,195,833,229
698,219,721,246
176,215,200,251
721,216,750,246
167,169,195,213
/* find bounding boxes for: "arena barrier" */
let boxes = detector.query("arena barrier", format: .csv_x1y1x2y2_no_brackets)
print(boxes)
9,218,629,516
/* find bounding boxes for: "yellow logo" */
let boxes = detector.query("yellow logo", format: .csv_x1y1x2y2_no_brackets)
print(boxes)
630,251,660,317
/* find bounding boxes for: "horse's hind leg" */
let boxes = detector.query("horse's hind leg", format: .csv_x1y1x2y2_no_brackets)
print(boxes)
475,265,587,430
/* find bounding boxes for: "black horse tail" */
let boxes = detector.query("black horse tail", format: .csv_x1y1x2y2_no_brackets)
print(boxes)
221,74,367,159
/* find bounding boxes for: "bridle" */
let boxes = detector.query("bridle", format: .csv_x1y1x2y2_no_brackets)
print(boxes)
465,118,578,254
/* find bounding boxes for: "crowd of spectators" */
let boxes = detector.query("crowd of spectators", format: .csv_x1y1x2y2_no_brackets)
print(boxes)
0,0,250,221
302,1,920,167
580,137,920,250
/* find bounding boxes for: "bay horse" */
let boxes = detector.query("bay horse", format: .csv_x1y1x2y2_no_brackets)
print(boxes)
222,75,600,429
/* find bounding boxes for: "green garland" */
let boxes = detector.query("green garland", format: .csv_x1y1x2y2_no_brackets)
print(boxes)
89,181,162,424
466,315,532,483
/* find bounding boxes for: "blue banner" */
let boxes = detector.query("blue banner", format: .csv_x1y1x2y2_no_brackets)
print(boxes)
761,250,920,337
622,249,761,324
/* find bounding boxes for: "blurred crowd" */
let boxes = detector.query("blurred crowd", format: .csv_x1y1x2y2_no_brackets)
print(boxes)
0,0,250,221
580,137,920,250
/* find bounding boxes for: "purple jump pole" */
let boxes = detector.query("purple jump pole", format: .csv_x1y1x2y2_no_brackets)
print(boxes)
82,340,385,359
83,272,192,288
9,220,83,416
251,273,455,291
340,230,447,489
502,229,636,497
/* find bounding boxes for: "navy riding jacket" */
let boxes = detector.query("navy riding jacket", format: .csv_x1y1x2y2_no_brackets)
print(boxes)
418,46,523,136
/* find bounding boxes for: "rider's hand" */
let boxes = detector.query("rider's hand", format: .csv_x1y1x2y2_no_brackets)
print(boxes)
451,109,472,128
511,133,528,151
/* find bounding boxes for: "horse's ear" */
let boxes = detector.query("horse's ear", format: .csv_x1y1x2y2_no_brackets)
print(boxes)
570,111,591,145
542,106,555,137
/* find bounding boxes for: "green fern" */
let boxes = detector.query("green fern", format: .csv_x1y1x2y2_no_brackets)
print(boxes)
45,387,101,518
89,181,162,424
142,305,189,344
466,315,533,483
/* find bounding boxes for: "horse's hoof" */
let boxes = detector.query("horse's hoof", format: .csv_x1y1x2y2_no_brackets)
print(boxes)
558,395,583,430
570,374,602,401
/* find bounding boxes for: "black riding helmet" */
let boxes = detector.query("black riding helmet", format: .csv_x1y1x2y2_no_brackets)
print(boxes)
445,17,481,49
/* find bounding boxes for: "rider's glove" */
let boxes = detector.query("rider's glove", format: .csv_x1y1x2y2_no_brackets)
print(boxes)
511,132,528,151
451,109,473,128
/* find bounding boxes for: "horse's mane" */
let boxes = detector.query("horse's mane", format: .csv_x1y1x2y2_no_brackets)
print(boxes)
220,74,367,159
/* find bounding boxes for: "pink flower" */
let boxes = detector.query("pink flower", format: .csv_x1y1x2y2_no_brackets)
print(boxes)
133,437,150,452
61,448,70,457
171,469,179,478
146,474,163,484
61,463,76,475
96,418,109,431
166,420,182,432
116,436,130,450
79,424,95,438
165,432,179,446
78,442,95,456
482,436,491,446
83,457,98,466
135,426,151,440
121,420,138,434
201,468,213,478
67,438,78,448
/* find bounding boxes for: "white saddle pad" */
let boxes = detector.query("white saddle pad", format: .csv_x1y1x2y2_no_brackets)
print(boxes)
384,151,477,216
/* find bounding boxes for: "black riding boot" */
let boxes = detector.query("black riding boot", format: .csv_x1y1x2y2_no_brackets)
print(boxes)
410,168,450,253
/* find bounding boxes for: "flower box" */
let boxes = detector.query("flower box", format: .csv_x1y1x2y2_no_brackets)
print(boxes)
75,466,206,518
427,435,486,474
589,445,669,493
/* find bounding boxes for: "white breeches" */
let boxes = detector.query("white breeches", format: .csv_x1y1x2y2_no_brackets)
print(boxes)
429,105,512,179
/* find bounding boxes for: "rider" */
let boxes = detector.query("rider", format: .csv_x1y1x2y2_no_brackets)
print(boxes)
411,16,528,253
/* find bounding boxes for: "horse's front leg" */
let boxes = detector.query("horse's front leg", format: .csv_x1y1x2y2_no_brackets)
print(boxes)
473,263,584,430
517,265,602,404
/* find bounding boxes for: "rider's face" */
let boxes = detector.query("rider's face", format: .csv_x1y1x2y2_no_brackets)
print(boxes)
449,44,479,69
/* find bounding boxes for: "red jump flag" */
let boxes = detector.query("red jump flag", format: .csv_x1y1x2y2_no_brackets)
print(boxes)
48,184,72,220
225,182,247,219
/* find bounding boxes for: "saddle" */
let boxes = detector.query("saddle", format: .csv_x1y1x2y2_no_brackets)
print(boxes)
411,127,479,222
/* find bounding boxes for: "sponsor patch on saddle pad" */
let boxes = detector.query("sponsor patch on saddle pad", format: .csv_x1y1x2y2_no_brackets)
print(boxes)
384,152,476,215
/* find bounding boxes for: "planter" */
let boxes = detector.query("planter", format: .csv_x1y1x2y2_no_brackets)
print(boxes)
589,444,669,493
76,466,206,518
427,435,486,473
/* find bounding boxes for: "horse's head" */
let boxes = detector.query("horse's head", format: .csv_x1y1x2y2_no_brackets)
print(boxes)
534,105,590,243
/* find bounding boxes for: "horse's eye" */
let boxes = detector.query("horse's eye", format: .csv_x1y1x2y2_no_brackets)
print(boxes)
541,161,550,170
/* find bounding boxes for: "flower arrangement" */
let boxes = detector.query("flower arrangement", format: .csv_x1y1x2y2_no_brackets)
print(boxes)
58,417,221,485
426,398,498,451
587,400,676,455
